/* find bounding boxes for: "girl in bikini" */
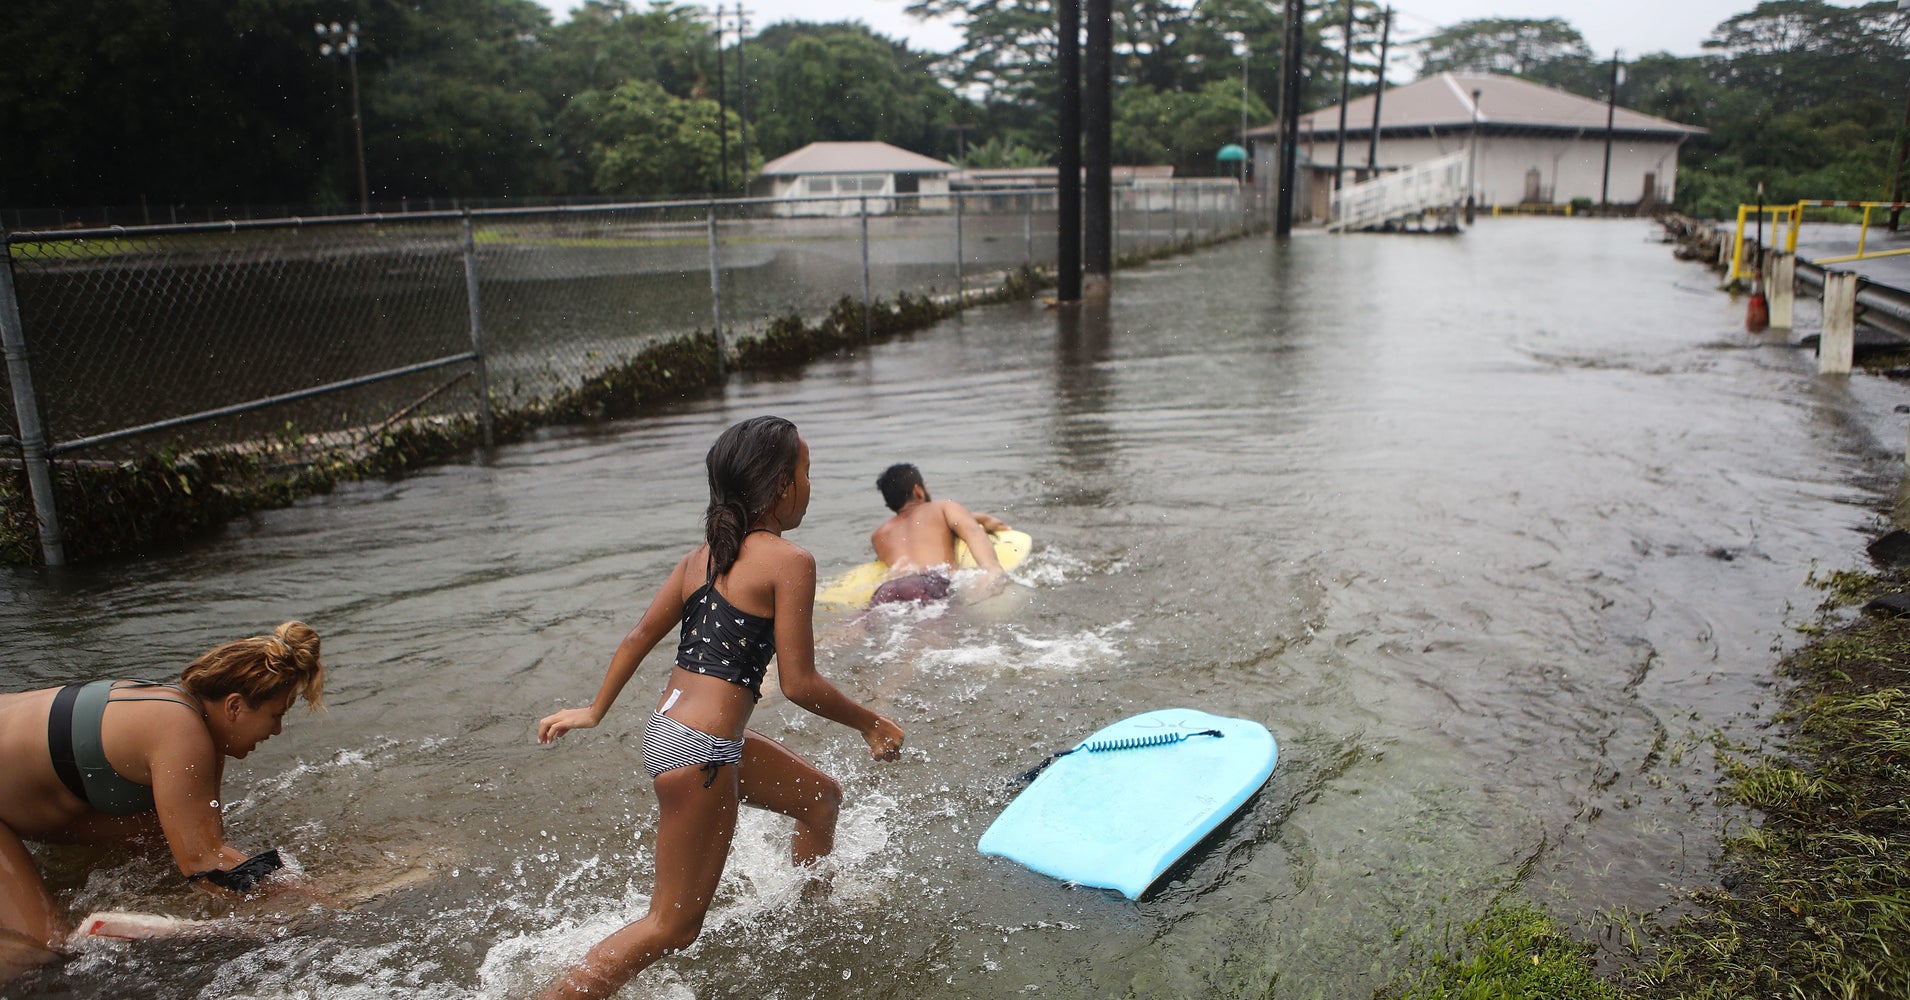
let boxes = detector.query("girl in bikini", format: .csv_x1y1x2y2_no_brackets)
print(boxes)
0,622,324,980
535,415,905,998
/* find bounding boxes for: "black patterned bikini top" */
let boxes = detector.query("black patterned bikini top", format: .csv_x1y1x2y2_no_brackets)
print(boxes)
675,548,777,700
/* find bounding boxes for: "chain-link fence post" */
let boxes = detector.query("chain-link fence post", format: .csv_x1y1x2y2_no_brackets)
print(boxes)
860,197,872,341
1143,188,1152,251
707,204,726,378
0,246,65,565
1024,197,1034,270
954,190,965,310
460,211,495,448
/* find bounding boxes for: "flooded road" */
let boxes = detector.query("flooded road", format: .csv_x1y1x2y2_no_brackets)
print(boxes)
1,218,1896,999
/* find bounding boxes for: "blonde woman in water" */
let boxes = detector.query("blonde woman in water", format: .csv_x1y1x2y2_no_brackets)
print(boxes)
536,415,905,997
0,622,324,981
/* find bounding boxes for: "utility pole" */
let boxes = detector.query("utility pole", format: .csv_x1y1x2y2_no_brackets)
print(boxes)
1275,0,1306,236
1056,0,1082,301
736,6,752,196
1083,0,1112,295
1365,7,1391,175
1600,50,1619,211
315,20,369,213
714,7,729,196
1331,0,1354,191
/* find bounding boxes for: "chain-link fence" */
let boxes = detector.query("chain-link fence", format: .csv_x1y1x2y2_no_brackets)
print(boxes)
3,182,1264,562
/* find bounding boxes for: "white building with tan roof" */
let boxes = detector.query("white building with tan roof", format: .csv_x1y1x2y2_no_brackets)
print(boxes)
1248,72,1706,222
754,141,955,217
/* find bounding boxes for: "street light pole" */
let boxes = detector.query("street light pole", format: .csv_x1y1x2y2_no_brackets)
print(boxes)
316,20,369,214
1236,32,1250,185
1466,86,1480,225
1365,7,1392,175
1601,50,1620,211
1332,0,1354,191
714,7,729,195
735,5,753,197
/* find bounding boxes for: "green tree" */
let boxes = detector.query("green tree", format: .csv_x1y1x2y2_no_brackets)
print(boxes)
530,1,723,195
1640,2,1908,217
1417,17,1592,77
564,79,749,196
958,136,1051,168
903,0,1374,161
1703,0,1909,116
532,0,713,104
1115,78,1271,174
1414,16,1603,95
366,0,564,201
743,22,966,160
0,0,347,209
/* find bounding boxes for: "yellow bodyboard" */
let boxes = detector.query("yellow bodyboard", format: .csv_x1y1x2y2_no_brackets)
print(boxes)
817,530,1031,607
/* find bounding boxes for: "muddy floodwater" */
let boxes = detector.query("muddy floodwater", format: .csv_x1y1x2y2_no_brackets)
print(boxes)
1,218,1897,999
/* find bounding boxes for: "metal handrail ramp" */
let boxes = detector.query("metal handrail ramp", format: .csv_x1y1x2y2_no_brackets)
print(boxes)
1328,151,1468,232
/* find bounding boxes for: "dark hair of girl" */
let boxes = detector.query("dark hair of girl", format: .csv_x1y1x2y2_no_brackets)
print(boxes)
704,416,800,576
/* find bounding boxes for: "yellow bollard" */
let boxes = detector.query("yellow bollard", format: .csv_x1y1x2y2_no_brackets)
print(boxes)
1731,205,1750,283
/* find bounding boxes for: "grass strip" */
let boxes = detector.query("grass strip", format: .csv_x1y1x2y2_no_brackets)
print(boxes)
1378,565,1910,999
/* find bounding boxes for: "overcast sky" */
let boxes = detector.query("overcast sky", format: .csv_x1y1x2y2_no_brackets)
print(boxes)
533,0,1875,65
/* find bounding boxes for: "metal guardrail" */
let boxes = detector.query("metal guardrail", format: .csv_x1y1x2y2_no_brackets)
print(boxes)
1792,258,1910,327
1729,200,1910,281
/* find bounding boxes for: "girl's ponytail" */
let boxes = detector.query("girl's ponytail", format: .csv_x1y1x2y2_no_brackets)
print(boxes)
703,416,800,576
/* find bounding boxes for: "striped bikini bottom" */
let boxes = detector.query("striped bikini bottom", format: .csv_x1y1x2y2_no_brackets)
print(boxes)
642,712,744,786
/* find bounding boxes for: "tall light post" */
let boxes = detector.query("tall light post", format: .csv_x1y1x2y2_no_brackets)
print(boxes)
1331,0,1355,191
316,20,369,214
1600,51,1623,211
1466,86,1481,224
1365,6,1392,176
734,5,752,197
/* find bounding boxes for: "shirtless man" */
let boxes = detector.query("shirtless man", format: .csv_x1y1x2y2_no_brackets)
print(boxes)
867,463,1010,604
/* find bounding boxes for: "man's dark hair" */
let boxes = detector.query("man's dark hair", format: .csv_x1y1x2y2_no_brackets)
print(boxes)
876,463,925,512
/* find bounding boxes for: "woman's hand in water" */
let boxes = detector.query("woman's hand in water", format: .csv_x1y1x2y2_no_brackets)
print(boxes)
537,707,602,744
862,715,905,761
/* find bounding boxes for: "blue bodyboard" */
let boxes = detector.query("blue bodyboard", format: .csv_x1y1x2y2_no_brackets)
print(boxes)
977,708,1277,899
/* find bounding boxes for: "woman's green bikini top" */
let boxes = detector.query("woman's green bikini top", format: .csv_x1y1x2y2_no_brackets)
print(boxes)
48,680,201,816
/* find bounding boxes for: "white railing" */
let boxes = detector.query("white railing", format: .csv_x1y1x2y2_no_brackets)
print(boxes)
1328,151,1469,232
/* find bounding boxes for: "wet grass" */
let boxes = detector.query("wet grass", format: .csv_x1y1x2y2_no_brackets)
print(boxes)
1376,902,1621,1000
1378,555,1910,999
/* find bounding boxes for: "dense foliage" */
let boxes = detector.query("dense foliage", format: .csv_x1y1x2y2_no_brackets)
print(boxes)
0,0,1903,217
